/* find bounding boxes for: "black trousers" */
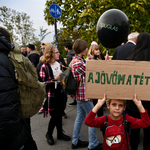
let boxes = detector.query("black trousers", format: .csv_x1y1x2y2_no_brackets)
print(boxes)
48,108,63,136
127,108,150,150
48,87,64,136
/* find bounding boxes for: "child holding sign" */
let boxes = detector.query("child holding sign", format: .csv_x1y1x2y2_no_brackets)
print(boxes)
85,94,150,150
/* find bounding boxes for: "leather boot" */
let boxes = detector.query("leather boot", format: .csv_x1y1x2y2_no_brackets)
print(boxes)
57,132,71,141
45,132,54,145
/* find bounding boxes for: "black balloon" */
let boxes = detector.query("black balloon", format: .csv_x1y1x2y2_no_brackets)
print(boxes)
96,9,130,48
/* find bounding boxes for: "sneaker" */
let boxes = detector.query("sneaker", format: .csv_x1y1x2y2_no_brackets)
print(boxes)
88,143,103,150
69,101,77,106
38,107,44,114
72,140,88,149
62,112,68,119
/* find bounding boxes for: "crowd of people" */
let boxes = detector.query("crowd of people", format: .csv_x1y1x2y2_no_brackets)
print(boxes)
1,25,150,150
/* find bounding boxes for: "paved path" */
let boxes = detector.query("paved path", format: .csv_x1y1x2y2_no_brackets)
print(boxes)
31,96,143,150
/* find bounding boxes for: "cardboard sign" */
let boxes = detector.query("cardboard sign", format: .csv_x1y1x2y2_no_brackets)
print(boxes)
85,60,150,101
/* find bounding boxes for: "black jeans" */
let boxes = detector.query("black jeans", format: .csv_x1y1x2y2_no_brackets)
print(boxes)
48,108,63,136
127,108,150,150
48,88,64,136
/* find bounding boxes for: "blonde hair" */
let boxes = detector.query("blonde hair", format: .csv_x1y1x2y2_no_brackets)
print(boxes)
43,45,56,63
88,45,101,60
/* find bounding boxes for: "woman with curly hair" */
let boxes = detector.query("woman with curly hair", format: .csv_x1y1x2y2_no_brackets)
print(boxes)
40,45,71,146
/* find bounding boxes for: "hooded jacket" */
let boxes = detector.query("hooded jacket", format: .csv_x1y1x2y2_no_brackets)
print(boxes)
0,33,28,149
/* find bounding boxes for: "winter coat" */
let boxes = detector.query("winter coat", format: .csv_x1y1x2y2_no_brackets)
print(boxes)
0,33,28,149
28,50,40,67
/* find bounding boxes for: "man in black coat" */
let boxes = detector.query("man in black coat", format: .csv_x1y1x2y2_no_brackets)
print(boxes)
27,44,40,67
0,27,28,149
112,32,139,60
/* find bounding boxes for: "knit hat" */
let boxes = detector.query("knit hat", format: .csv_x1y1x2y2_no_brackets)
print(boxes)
27,44,35,50
91,41,98,46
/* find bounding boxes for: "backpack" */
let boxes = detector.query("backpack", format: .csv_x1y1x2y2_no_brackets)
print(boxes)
8,45,46,118
60,59,82,95
102,115,130,135
102,115,130,150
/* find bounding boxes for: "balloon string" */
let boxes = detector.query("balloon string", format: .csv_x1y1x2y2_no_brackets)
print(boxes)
105,48,109,60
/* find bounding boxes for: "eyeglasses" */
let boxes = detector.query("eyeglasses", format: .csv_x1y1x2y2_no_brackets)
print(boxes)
41,47,45,50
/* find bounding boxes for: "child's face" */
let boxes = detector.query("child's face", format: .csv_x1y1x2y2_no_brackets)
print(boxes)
107,99,126,120
94,49,100,56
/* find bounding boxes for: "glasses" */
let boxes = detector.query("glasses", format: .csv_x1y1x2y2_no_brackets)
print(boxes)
41,47,45,50
55,52,60,54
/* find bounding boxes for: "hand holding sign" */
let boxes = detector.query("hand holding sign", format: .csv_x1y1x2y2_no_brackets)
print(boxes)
133,94,145,113
96,9,130,49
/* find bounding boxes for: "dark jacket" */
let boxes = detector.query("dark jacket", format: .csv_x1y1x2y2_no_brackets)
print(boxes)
67,49,75,65
36,56,67,82
59,56,68,72
112,41,136,60
28,50,40,67
0,33,28,149
36,61,43,82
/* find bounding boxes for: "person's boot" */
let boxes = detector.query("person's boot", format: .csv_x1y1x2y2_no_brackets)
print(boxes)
45,132,54,145
57,131,71,141
47,119,55,145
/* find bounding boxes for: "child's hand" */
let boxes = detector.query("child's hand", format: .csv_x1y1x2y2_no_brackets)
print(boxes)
92,94,106,113
87,54,94,59
133,94,145,113
97,93,107,106
133,94,142,107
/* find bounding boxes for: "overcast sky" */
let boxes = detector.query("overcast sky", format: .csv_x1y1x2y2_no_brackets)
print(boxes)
1,0,62,44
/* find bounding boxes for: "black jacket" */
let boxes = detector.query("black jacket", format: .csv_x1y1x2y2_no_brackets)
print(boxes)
28,50,40,67
36,61,43,82
112,42,136,60
67,49,75,65
0,33,28,149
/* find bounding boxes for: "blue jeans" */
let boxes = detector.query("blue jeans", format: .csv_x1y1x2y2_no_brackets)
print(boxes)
72,100,99,149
